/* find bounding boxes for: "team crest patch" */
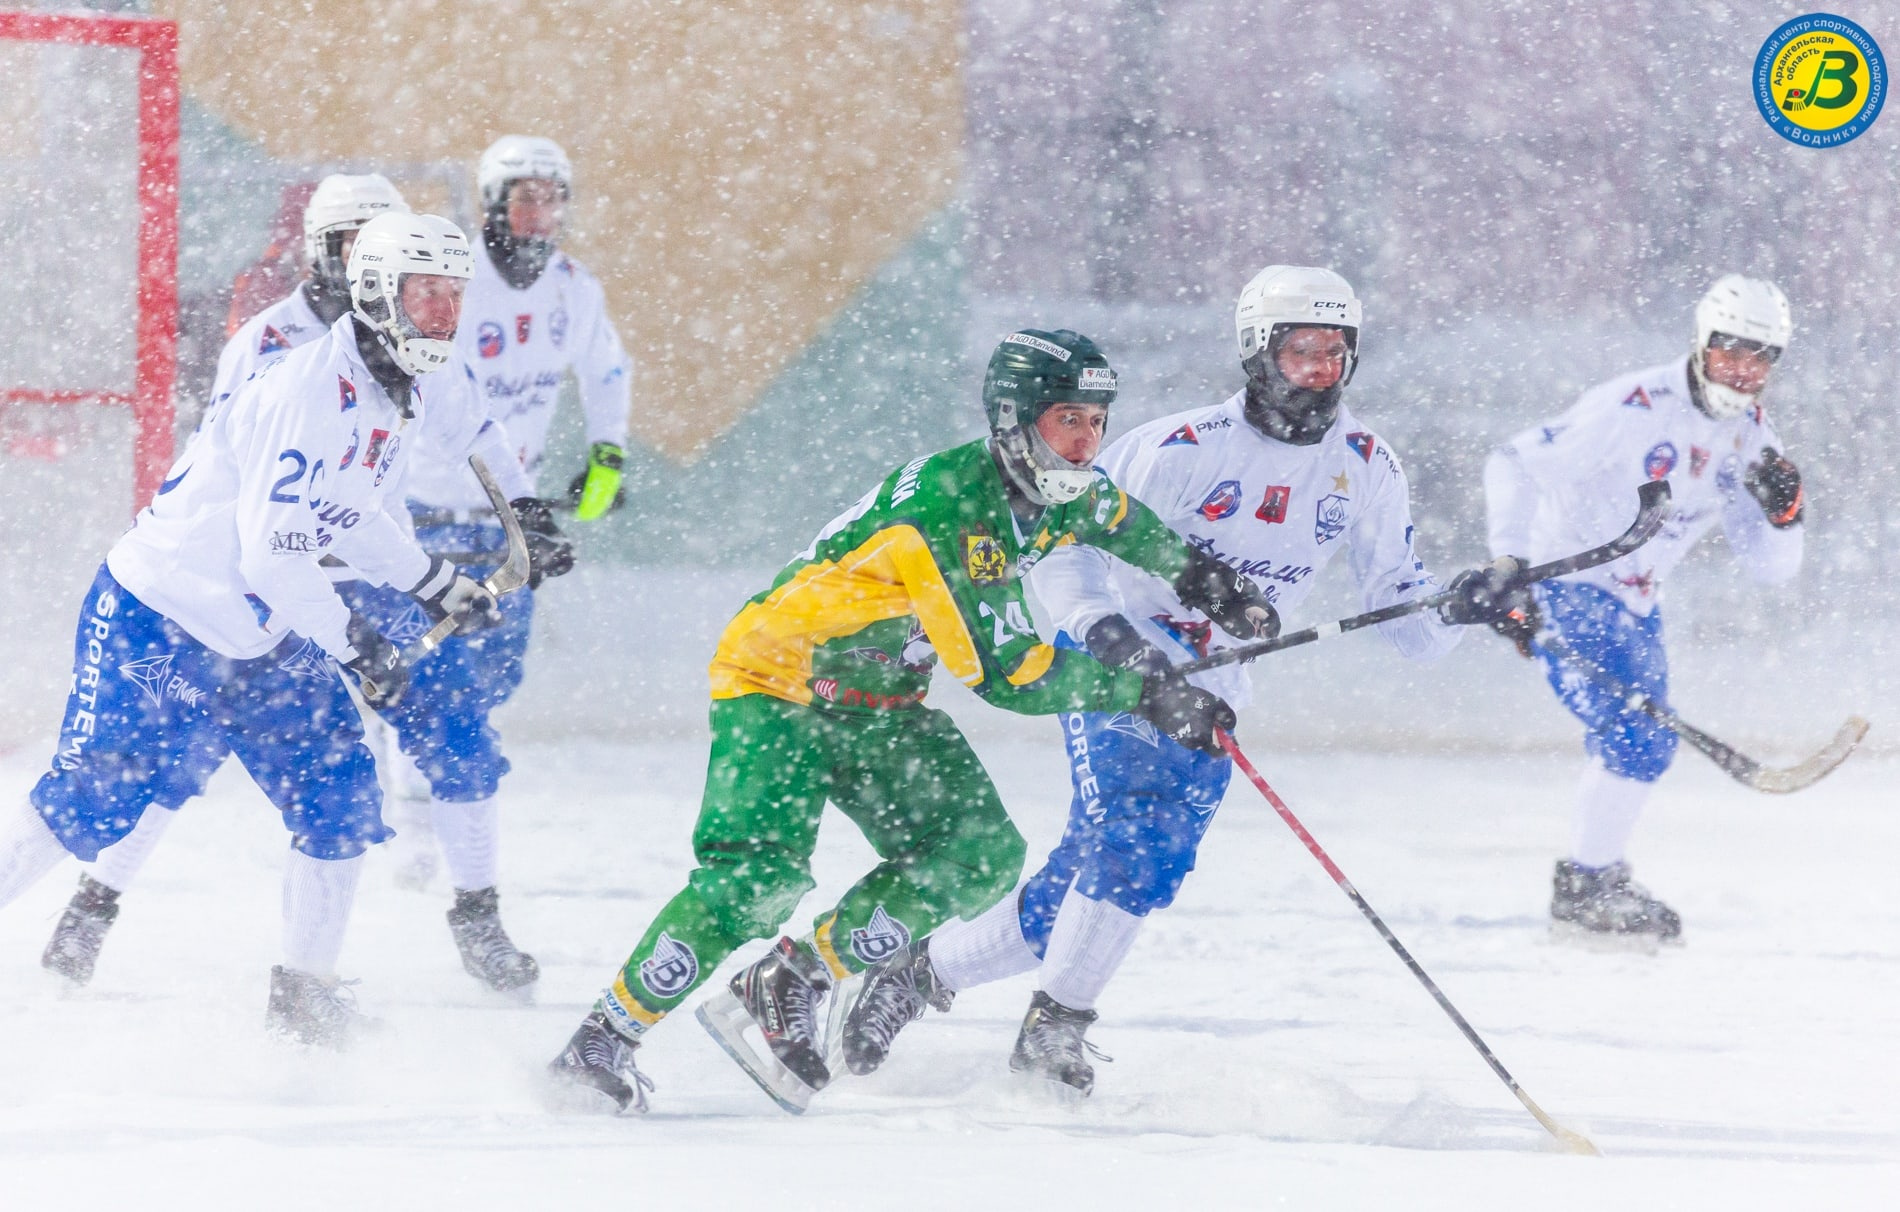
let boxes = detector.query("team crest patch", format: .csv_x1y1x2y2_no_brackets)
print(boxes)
1346,431,1376,462
549,307,569,348
639,933,699,999
966,534,1008,585
1620,386,1653,410
850,905,911,965
1643,441,1678,481
1256,484,1291,524
1314,493,1349,544
1198,480,1242,521
477,321,504,358
258,325,290,355
340,428,359,471
516,314,532,344
337,376,357,412
362,428,390,468
1161,423,1199,447
1690,446,1710,477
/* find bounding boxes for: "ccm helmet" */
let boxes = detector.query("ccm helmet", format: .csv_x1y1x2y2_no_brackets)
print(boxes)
982,329,1117,505
1691,274,1792,419
303,173,409,292
1235,265,1361,445
347,212,474,377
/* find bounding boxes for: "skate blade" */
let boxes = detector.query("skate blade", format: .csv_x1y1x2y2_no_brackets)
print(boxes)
542,1071,642,1117
1010,1069,1091,1106
1548,920,1679,954
695,991,820,1116
821,972,863,1075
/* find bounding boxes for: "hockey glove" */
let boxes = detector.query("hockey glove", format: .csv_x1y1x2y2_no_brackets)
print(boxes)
1490,590,1543,659
1172,546,1281,641
509,497,575,588
343,613,408,709
1743,446,1804,528
566,441,627,522
408,556,503,634
1437,556,1531,627
1083,615,1173,678
1133,671,1237,756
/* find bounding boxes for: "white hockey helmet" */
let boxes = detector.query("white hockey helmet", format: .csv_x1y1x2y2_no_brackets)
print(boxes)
1234,265,1362,444
1691,274,1792,419
303,173,410,286
347,212,474,377
478,134,573,210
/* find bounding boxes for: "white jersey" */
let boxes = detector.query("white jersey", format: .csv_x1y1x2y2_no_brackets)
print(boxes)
211,287,329,411
108,315,524,662
1484,356,1803,615
406,243,633,511
1032,393,1461,709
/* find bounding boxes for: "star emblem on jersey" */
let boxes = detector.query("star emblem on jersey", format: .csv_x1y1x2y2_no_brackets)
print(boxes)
1314,493,1350,545
1331,471,1350,492
117,654,174,708
639,932,699,999
965,533,1008,585
276,638,337,684
849,905,912,965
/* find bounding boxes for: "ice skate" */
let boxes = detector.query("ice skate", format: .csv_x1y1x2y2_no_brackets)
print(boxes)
695,936,833,1114
1549,859,1683,950
41,874,121,987
838,936,953,1076
265,965,374,1049
446,886,540,994
546,1009,653,1115
1010,991,1109,1100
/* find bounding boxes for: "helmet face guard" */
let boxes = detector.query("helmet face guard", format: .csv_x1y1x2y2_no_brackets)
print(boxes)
304,173,409,292
477,135,573,279
982,330,1117,506
1234,266,1362,446
1691,274,1792,419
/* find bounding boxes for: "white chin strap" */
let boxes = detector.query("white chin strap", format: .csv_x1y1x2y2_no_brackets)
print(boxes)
1028,426,1094,503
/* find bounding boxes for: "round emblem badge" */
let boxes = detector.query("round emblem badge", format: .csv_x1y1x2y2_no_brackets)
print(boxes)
1753,14,1886,147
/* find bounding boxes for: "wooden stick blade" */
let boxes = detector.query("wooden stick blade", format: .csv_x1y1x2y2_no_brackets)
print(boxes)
1748,716,1871,794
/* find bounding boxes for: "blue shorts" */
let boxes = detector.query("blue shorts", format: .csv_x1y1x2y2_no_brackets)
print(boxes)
339,517,533,803
1017,648,1233,951
30,566,387,862
1535,580,1676,782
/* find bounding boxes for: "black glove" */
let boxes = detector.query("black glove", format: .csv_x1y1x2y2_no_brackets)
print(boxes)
510,497,575,589
408,555,502,634
343,613,408,709
565,441,627,519
1437,556,1532,627
1490,590,1543,659
1743,446,1804,528
1083,615,1172,678
1133,671,1237,755
1172,546,1280,641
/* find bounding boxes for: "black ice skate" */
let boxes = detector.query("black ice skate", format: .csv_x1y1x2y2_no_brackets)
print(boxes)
1550,859,1683,948
1010,991,1110,1099
838,936,954,1076
41,874,121,986
546,1009,654,1115
446,886,540,993
695,936,834,1114
265,965,374,1048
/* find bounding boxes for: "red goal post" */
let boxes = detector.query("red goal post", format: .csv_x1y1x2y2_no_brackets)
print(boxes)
0,10,178,511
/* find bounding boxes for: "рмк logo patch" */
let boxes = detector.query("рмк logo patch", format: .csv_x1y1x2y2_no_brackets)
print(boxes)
1754,14,1886,147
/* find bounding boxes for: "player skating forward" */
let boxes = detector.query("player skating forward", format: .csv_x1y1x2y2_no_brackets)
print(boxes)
0,213,516,1045
1482,275,1803,944
38,176,573,996
838,266,1527,1097
370,135,632,925
545,329,1278,1115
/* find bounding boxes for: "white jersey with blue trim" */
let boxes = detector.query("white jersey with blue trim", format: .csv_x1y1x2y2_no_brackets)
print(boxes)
107,315,524,663
1484,356,1803,616
404,242,633,511
1031,392,1460,709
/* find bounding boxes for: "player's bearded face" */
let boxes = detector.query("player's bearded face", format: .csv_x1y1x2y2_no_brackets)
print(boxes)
1034,403,1109,465
400,273,466,341
1703,339,1776,397
1275,327,1350,389
507,178,567,242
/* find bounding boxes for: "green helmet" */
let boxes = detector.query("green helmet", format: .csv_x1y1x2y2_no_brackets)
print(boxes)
981,329,1117,504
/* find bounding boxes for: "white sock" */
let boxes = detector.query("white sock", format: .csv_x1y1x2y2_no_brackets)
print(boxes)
281,849,364,977
1569,762,1654,869
431,795,499,892
1038,891,1143,1012
87,804,179,893
0,799,70,909
927,893,1039,993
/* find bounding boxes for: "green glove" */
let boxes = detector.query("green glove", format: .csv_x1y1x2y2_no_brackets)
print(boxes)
566,442,626,521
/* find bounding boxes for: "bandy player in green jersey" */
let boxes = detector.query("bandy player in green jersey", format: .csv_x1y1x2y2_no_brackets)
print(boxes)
546,329,1277,1115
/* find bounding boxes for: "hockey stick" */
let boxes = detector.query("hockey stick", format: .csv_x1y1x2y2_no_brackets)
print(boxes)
1535,634,1869,794
1218,732,1600,1155
405,454,533,662
1178,480,1672,675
